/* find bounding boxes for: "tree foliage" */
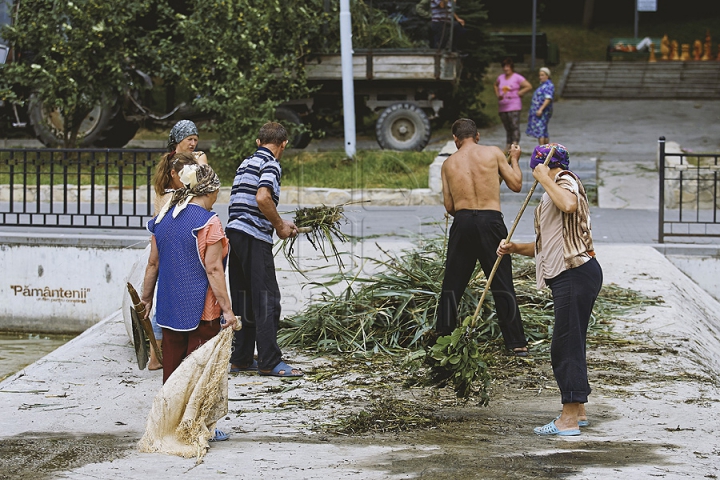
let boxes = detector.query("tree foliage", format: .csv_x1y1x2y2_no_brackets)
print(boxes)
169,0,327,177
1,0,497,153
0,0,174,146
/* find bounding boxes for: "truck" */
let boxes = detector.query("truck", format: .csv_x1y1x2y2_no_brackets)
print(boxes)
0,1,462,151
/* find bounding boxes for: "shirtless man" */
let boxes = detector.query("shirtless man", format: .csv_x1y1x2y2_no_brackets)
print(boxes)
436,118,528,356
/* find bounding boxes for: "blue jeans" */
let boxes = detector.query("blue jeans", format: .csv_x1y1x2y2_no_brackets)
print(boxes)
546,257,603,404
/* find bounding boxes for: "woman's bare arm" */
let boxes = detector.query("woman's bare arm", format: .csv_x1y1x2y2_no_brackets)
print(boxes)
204,240,237,328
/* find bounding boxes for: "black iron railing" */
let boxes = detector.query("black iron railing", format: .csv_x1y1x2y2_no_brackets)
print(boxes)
0,148,164,229
658,137,720,243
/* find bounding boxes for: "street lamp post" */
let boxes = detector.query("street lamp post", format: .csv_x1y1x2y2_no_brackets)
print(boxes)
340,0,356,159
531,0,537,70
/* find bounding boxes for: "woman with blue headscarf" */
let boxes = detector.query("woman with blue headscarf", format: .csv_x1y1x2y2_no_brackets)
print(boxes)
167,119,208,165
497,143,603,437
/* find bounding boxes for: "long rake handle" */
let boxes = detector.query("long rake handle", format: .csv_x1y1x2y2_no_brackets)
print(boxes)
471,146,556,327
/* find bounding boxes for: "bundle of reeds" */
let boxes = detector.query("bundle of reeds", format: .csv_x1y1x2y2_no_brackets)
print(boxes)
277,203,349,273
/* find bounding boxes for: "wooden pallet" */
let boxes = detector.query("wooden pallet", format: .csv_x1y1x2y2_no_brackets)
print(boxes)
558,61,720,99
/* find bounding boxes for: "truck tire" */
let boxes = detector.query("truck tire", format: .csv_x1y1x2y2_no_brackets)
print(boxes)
28,95,139,148
375,103,431,151
275,107,311,149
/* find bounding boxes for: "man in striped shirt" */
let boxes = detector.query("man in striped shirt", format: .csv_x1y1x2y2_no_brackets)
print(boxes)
226,122,303,377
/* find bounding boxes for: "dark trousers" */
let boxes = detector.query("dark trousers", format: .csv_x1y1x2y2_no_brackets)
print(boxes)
499,110,521,146
437,210,526,349
547,257,603,404
161,319,221,384
431,20,466,50
226,229,282,372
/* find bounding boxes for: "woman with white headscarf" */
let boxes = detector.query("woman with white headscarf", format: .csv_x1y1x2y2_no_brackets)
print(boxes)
526,67,555,145
141,164,236,389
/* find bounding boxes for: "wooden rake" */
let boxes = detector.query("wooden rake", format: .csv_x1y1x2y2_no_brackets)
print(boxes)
470,145,557,327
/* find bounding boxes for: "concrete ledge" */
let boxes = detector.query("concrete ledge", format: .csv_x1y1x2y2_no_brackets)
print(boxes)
278,186,442,206
0,231,149,249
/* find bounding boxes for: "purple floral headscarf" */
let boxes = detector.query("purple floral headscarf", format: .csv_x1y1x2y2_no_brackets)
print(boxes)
530,143,570,170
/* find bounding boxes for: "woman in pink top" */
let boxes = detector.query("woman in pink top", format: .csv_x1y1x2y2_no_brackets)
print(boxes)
494,57,532,153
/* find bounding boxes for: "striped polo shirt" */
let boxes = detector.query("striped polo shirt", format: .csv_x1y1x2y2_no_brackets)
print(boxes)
431,0,453,22
226,147,281,244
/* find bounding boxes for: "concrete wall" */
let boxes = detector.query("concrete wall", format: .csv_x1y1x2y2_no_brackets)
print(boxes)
655,245,720,303
0,233,147,333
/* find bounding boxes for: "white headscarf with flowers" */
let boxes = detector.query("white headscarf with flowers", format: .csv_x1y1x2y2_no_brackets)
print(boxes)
155,164,220,223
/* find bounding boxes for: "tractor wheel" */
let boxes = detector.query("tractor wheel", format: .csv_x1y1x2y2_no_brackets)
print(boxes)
375,103,431,151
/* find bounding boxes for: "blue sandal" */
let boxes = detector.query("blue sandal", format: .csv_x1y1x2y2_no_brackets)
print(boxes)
258,361,303,377
209,428,229,442
534,420,580,436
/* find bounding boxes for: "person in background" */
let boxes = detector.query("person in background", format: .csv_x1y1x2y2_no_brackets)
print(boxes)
226,122,303,377
497,144,602,436
526,67,555,146
167,119,208,165
436,118,528,357
430,0,465,50
495,57,533,153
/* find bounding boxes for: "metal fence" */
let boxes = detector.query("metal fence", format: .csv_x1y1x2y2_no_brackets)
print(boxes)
0,148,164,229
658,137,720,243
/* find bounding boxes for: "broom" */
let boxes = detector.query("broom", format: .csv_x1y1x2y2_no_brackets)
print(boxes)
428,146,556,401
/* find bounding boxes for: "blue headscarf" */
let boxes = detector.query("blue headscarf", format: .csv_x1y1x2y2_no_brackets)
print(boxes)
529,143,570,170
167,120,199,150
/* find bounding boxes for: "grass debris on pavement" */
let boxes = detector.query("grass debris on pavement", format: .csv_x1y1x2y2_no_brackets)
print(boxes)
278,234,664,405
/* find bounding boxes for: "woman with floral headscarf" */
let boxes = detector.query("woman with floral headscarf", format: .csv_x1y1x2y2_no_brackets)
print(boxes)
141,164,237,395
167,119,208,165
497,144,603,437
145,152,199,370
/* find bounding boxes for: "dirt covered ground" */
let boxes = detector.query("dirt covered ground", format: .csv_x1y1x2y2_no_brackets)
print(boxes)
0,245,719,479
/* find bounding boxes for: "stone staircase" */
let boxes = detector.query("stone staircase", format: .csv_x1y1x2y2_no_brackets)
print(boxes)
558,61,720,99
500,156,597,204
429,142,598,206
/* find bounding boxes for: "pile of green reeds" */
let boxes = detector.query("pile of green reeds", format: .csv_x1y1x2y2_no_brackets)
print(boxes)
277,204,349,273
278,234,662,401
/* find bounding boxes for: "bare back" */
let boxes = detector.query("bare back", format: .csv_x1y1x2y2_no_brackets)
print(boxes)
441,141,522,215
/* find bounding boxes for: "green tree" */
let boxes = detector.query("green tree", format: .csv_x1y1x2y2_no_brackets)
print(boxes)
0,0,174,147
169,0,327,176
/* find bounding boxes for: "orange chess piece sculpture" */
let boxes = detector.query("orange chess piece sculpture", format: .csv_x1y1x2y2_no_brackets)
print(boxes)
693,40,702,60
702,31,712,61
660,35,670,60
648,43,657,62
670,40,680,60
680,43,690,61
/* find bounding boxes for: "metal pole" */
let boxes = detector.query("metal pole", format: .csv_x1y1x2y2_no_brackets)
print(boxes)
449,0,455,52
340,0,356,158
531,0,537,70
634,0,639,38
658,136,665,243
